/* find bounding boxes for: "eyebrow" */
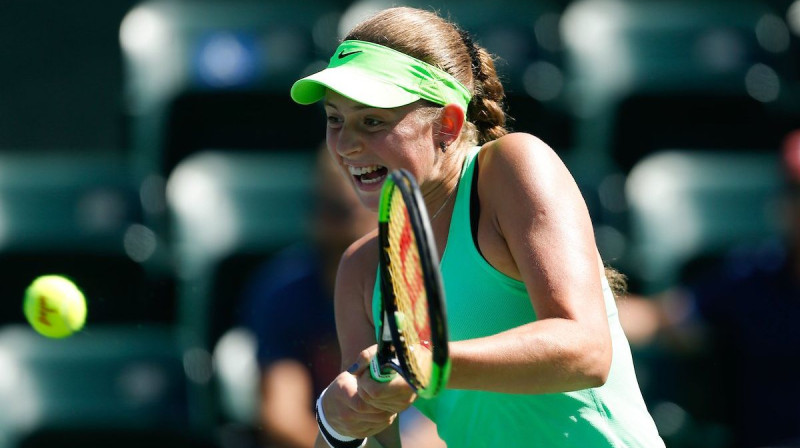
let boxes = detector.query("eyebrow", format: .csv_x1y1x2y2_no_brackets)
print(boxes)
323,100,374,111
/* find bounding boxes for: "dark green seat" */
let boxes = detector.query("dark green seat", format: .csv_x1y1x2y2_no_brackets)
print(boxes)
0,324,199,447
625,149,782,293
0,151,175,327
121,0,342,179
561,0,797,175
166,149,315,350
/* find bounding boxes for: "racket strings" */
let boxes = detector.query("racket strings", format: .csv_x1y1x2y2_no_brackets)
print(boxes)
386,190,433,387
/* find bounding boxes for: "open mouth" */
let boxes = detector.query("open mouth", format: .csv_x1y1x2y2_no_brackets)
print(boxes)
348,164,389,186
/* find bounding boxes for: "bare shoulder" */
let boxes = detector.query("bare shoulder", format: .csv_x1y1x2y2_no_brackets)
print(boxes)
477,132,573,199
334,228,381,366
338,228,379,284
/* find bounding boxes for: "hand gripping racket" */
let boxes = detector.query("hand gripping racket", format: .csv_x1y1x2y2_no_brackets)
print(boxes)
369,169,450,399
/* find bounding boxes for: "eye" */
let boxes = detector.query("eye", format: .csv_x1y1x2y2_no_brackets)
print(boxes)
363,117,383,127
326,114,343,128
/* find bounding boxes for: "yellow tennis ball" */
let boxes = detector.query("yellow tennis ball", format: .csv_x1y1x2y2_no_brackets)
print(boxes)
23,275,87,338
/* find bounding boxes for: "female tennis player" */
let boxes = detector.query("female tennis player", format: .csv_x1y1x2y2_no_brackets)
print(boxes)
290,6,664,448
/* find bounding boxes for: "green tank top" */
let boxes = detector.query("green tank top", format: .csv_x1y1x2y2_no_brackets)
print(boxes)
373,146,664,447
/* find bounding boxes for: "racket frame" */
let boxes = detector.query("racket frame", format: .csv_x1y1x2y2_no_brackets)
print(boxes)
374,169,450,399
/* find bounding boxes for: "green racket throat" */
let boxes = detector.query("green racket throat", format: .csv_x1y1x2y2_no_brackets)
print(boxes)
369,355,397,383
368,354,452,398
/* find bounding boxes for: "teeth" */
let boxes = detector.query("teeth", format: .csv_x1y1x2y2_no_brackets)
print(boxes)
347,165,382,176
361,175,383,185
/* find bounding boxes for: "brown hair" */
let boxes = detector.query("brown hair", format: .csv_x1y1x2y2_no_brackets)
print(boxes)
604,266,628,298
345,7,508,145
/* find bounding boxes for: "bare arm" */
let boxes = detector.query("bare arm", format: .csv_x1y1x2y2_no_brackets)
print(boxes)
447,133,613,394
260,360,318,448
315,231,411,444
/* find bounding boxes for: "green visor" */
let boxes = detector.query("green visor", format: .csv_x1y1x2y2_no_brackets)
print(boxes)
290,40,472,113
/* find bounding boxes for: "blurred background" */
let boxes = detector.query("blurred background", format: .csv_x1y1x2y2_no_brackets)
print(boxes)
0,0,798,447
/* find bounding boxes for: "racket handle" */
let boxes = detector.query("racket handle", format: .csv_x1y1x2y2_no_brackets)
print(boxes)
369,355,396,383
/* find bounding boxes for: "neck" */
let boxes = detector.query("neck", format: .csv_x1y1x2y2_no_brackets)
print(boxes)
425,152,464,222
430,183,458,222
426,152,467,257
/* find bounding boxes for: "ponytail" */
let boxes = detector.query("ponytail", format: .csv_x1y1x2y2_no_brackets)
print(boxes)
604,266,629,298
458,30,508,144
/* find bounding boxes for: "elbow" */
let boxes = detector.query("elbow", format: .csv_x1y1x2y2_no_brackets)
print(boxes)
588,364,610,388
584,338,612,388
560,333,612,390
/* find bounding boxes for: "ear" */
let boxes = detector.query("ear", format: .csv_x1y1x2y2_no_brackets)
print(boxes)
438,103,466,145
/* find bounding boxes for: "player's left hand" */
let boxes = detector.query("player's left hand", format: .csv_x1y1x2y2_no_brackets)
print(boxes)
353,345,417,414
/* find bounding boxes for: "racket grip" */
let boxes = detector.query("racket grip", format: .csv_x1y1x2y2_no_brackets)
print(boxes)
369,355,396,383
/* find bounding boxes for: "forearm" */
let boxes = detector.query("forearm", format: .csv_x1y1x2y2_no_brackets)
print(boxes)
264,416,318,448
447,319,611,394
260,361,319,447
371,420,401,448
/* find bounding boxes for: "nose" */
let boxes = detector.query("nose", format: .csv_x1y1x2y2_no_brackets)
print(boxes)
333,123,362,158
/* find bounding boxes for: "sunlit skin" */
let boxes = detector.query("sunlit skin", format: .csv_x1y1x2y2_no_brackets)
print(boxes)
323,91,461,224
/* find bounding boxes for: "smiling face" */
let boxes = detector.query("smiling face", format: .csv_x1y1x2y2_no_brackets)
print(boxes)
323,90,440,210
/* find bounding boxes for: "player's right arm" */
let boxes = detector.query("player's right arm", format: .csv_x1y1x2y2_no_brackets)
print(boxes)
315,230,403,447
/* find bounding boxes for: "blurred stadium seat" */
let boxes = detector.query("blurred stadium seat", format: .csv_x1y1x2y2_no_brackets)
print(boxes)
0,151,174,326
120,0,339,318
120,0,343,432
0,325,206,448
787,0,800,91
165,149,315,429
562,0,798,171
120,0,341,180
0,150,197,447
625,149,781,294
211,327,259,427
0,0,137,154
560,0,799,281
18,428,219,448
166,149,315,347
0,1,176,324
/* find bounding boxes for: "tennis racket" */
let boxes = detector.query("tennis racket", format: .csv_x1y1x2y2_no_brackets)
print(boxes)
369,169,450,399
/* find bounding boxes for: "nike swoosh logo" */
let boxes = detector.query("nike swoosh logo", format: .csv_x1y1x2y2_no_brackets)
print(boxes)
338,50,363,59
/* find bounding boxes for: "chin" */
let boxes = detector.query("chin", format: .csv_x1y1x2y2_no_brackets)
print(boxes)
358,194,380,212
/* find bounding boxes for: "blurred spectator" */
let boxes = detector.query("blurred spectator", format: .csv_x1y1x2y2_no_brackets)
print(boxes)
238,146,444,447
620,130,800,448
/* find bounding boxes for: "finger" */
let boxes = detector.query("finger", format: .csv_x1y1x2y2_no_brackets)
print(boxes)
360,395,414,414
358,368,414,399
357,380,416,414
344,390,389,415
347,414,398,439
338,399,396,429
356,379,383,408
327,408,395,439
347,346,378,377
